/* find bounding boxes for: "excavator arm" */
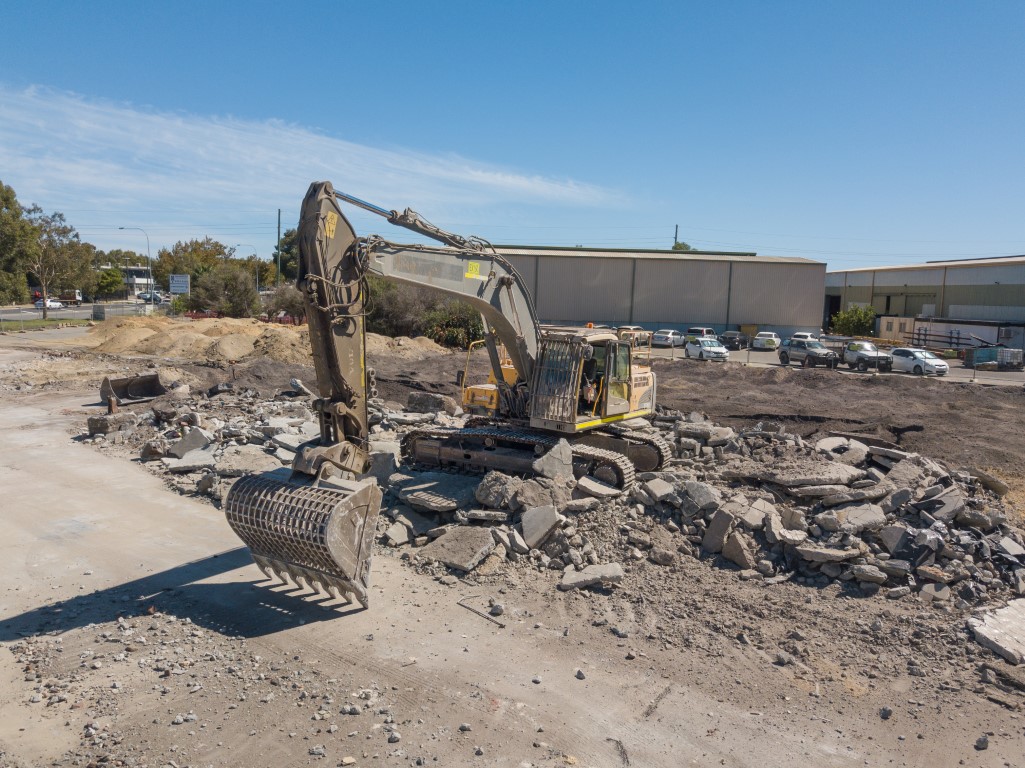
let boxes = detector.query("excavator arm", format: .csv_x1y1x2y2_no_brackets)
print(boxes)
223,181,541,606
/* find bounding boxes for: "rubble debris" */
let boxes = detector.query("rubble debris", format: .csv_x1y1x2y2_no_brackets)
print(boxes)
80,375,1025,620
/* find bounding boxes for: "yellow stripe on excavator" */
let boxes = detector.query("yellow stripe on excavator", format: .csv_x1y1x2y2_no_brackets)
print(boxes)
574,409,653,430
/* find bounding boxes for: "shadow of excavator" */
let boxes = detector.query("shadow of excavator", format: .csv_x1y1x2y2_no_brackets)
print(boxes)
0,547,366,642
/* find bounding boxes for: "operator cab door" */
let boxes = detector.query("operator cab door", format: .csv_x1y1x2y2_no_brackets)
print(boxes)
604,342,631,416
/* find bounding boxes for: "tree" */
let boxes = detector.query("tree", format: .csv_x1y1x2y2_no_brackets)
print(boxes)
96,267,125,299
153,237,229,287
264,285,306,321
273,228,300,281
24,210,90,318
672,241,695,251
0,181,36,304
191,262,260,318
831,305,876,337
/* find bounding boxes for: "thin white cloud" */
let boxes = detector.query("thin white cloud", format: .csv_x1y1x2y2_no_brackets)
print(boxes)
0,85,614,253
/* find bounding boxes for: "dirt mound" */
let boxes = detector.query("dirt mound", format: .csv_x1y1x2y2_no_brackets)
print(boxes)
366,333,449,360
86,316,453,366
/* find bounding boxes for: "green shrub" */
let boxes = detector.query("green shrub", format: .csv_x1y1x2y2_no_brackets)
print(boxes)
830,305,876,337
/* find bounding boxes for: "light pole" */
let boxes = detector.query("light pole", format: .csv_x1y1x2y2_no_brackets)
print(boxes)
118,226,153,305
235,244,260,293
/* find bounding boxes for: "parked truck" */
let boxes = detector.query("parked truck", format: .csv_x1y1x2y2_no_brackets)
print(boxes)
843,341,892,372
59,289,83,306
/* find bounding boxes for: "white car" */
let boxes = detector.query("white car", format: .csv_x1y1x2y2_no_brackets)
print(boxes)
685,337,730,361
791,332,818,342
652,329,684,347
751,332,781,350
890,348,949,376
34,298,64,309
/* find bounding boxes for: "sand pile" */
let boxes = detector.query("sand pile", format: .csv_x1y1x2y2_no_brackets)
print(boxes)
87,317,451,365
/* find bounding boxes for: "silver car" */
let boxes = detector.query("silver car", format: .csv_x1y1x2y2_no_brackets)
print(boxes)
652,329,684,347
890,348,949,376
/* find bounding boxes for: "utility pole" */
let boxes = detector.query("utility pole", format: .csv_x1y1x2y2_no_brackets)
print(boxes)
276,209,282,287
673,224,678,249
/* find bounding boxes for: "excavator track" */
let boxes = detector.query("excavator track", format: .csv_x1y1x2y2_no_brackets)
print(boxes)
402,425,636,489
597,427,674,472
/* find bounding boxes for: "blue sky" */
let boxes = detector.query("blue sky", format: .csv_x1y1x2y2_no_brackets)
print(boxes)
1,1,1022,270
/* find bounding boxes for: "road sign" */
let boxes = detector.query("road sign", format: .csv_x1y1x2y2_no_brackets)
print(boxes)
169,274,190,295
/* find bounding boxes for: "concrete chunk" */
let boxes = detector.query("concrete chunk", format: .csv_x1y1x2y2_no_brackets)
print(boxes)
558,563,625,591
702,508,734,554
214,444,281,477
643,478,676,503
399,472,479,513
521,505,560,549
722,532,756,570
575,476,622,499
416,526,495,572
407,391,459,415
970,600,1025,664
795,543,865,563
532,439,573,480
685,481,722,511
162,446,217,474
168,427,213,459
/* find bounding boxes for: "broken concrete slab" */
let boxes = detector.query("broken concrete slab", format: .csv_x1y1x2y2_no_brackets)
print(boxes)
722,531,756,570
475,471,523,509
879,524,913,554
521,505,560,549
795,543,865,563
643,478,676,503
167,427,213,459
366,441,401,484
386,522,411,547
838,502,886,534
815,436,870,466
850,564,888,584
162,446,218,474
87,412,140,436
702,508,734,554
968,467,1010,498
685,481,722,511
532,439,573,480
214,444,281,477
398,472,479,513
271,433,309,452
463,509,510,523
575,476,622,499
416,526,496,572
558,563,625,591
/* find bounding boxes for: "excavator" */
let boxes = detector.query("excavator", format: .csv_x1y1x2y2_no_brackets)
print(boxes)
224,181,669,606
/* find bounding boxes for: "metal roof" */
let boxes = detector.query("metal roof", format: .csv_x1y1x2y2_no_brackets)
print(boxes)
829,255,1025,274
495,244,821,265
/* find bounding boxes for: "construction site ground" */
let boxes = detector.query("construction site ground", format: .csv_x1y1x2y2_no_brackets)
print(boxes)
1,319,1024,768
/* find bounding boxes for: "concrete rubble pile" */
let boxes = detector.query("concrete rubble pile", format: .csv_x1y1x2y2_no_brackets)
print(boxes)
84,381,1025,612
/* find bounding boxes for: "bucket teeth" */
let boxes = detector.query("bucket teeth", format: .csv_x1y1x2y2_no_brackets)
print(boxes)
225,475,382,607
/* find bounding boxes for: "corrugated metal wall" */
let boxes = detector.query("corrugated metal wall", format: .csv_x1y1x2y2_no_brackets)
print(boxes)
729,262,823,326
632,259,730,324
501,251,826,330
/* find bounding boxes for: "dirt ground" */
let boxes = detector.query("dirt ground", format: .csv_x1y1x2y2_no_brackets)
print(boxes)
1,321,1024,768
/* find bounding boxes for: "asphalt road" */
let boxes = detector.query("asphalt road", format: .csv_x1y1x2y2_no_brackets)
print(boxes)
0,301,162,323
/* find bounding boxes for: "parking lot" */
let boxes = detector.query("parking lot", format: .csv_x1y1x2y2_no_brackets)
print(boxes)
639,343,1025,387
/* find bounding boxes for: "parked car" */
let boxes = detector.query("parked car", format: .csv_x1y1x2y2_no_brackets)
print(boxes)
137,292,169,303
617,326,651,345
843,341,893,372
685,327,717,343
685,337,729,361
791,332,819,342
652,329,685,347
718,331,749,351
751,332,781,350
34,298,64,309
778,339,839,368
890,348,949,376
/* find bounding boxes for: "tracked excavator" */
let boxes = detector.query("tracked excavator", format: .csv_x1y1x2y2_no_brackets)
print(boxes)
224,181,670,606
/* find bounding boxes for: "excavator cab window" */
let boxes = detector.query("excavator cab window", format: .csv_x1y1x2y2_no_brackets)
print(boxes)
605,342,631,415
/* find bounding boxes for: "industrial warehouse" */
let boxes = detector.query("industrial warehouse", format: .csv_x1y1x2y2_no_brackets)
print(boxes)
826,254,1025,350
497,245,827,335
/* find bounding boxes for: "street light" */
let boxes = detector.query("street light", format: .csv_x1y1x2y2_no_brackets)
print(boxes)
235,244,260,293
118,226,153,305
